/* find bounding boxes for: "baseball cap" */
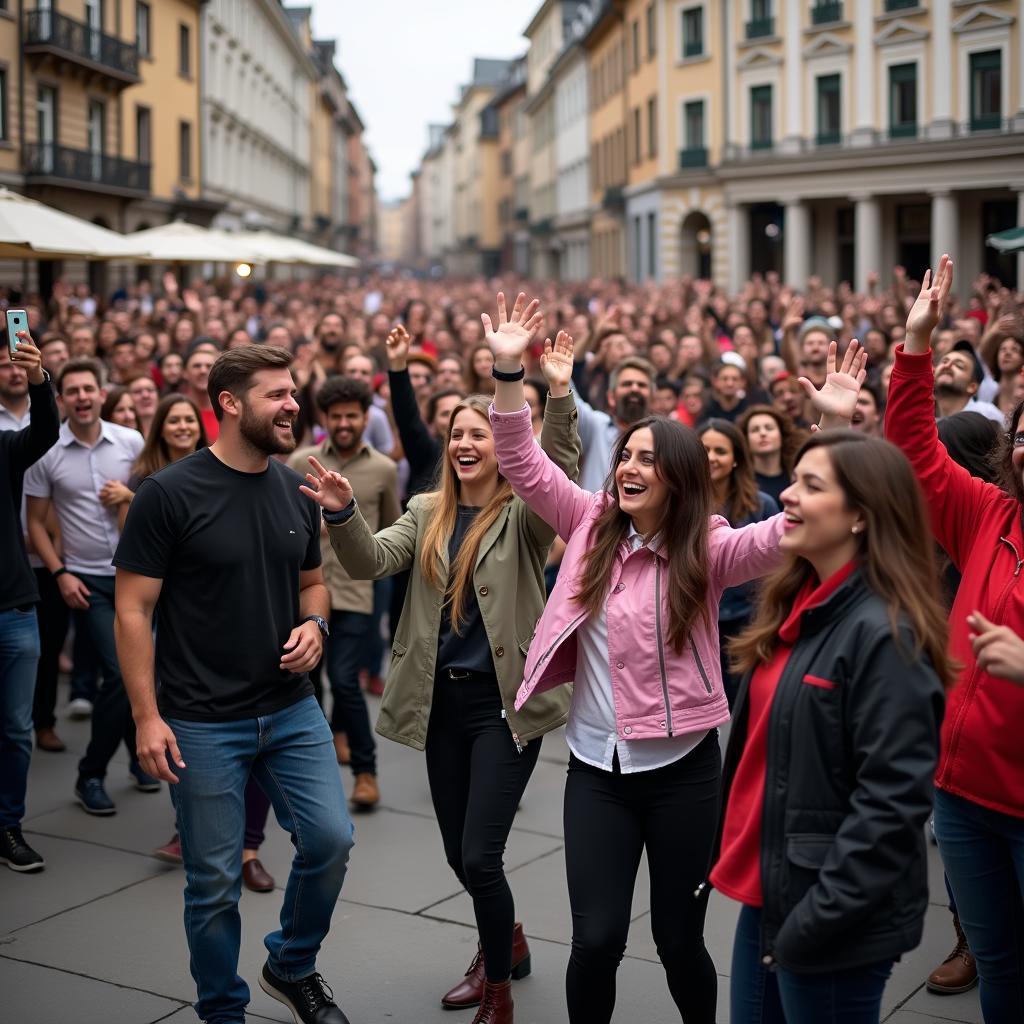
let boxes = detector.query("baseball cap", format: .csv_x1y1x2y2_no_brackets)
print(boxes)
951,340,985,385
720,350,747,372
798,316,834,342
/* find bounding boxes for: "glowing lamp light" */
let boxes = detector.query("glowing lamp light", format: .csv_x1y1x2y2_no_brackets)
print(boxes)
235,262,253,278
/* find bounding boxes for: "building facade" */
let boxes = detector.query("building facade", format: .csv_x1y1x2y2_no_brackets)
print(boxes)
553,35,591,280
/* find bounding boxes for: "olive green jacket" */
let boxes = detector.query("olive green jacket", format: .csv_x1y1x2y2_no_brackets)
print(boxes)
327,393,579,751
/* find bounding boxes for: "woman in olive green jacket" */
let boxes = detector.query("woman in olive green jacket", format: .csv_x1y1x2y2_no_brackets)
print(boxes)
301,293,578,1023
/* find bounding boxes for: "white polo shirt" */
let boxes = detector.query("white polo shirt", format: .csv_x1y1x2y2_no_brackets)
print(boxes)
24,419,143,576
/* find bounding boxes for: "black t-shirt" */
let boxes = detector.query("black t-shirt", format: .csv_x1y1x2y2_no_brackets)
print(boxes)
113,448,322,721
437,506,494,676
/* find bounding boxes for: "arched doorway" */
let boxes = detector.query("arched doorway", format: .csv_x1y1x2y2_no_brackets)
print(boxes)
89,216,110,298
681,211,713,279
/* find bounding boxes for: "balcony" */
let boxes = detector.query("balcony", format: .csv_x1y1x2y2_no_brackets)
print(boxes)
514,207,529,222
745,17,774,39
678,147,708,168
24,143,150,196
24,9,140,85
884,0,918,9
602,186,625,209
888,122,917,140
531,218,553,234
811,1,842,24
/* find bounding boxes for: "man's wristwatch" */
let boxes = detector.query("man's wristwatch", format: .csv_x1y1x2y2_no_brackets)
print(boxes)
301,615,330,638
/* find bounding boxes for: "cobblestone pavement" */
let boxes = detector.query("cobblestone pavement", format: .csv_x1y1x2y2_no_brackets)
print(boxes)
1,689,983,1023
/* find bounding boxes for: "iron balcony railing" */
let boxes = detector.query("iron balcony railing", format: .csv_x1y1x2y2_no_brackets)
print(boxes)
679,147,708,168
24,143,150,194
812,2,843,25
24,9,139,82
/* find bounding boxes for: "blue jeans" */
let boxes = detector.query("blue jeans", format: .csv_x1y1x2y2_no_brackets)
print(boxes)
730,905,893,1024
0,607,40,828
167,695,354,1024
934,788,1024,1023
327,610,376,776
76,574,134,781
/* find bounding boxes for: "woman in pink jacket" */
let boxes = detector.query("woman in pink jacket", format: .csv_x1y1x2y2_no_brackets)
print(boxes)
485,302,862,1023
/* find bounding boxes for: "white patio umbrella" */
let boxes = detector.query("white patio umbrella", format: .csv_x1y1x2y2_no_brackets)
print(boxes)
128,221,257,264
241,230,360,268
0,186,147,260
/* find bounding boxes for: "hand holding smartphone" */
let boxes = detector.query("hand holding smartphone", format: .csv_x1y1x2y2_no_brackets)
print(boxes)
6,308,28,354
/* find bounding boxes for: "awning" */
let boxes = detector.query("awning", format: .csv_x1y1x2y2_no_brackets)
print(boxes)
986,227,1024,254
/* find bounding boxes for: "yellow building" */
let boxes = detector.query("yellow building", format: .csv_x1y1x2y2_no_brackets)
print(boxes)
493,57,528,274
584,1,627,278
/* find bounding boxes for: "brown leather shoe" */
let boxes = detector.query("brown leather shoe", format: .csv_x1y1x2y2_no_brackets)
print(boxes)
926,912,978,994
470,979,513,1024
36,728,66,752
441,923,531,1009
351,772,380,810
242,858,275,893
333,732,351,765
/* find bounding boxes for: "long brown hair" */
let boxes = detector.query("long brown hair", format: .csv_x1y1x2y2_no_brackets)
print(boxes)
419,395,513,633
996,398,1024,505
737,403,807,478
132,394,208,481
576,416,713,653
731,431,955,687
698,418,761,522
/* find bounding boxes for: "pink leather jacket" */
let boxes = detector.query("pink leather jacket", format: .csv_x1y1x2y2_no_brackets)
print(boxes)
490,402,785,740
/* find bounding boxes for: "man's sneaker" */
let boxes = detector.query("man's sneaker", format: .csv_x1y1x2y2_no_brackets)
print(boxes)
259,963,351,1024
0,826,45,873
75,778,116,815
129,763,162,793
67,698,93,719
153,834,183,864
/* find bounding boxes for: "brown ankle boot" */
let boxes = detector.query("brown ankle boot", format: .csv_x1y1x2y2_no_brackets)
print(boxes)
926,912,978,994
470,979,512,1024
440,923,531,1009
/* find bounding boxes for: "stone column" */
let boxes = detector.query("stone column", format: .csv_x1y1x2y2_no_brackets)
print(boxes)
783,199,812,289
726,200,750,295
930,190,959,271
853,194,881,294
929,0,954,138
852,0,875,146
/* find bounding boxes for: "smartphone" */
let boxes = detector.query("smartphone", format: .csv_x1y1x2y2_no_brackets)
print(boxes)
6,308,27,354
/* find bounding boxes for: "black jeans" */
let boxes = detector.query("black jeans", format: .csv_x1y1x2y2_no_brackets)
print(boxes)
425,670,541,982
32,567,68,732
564,731,721,1024
326,610,376,776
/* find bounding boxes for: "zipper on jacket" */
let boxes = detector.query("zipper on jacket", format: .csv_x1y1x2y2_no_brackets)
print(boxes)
654,561,674,736
521,609,588,690
692,641,713,694
500,708,524,754
999,536,1024,577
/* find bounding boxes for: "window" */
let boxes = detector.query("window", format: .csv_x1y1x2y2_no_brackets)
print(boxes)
682,99,706,166
647,212,657,279
136,1,150,57
750,84,773,149
179,23,191,77
0,68,7,142
646,4,656,59
970,50,1001,131
816,73,841,144
632,107,642,165
136,105,151,163
179,120,192,180
87,99,104,179
631,20,640,72
747,0,773,38
888,63,917,138
647,97,657,158
682,7,704,58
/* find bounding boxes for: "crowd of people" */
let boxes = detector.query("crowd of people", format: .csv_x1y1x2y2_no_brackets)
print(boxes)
1,255,1023,1024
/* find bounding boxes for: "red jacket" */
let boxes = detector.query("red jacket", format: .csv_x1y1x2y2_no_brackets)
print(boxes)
886,345,1024,818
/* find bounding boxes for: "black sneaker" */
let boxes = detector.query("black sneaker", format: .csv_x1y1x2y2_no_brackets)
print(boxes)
129,763,162,793
0,825,45,872
74,777,116,815
259,962,351,1024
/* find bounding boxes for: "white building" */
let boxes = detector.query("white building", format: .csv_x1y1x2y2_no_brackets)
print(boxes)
201,0,317,234
553,40,590,280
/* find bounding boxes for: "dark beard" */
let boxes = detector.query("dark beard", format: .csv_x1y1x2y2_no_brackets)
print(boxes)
319,336,341,352
934,381,967,399
616,392,649,425
239,401,296,456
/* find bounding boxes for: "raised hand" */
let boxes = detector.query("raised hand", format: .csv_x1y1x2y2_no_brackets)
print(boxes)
905,254,953,350
539,331,574,397
385,324,411,368
481,291,544,368
299,456,353,513
800,339,868,427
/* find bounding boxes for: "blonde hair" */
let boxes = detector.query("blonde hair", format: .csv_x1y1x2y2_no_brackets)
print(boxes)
419,395,513,633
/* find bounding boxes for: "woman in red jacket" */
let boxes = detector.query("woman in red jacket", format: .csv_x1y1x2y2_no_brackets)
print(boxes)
885,254,1024,1022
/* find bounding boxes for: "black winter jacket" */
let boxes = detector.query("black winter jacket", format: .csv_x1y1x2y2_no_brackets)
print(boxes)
718,569,944,973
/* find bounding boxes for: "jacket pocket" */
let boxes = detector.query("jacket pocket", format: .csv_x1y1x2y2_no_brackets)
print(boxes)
785,833,833,870
391,640,407,660
802,674,836,691
518,634,534,657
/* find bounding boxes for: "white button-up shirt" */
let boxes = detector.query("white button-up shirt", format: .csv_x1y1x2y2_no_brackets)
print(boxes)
24,419,143,576
566,527,710,774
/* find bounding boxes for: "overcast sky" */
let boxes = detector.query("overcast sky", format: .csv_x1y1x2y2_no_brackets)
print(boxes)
310,2,539,202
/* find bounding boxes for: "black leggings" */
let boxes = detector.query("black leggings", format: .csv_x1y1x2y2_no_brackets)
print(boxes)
424,670,541,982
564,731,721,1024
